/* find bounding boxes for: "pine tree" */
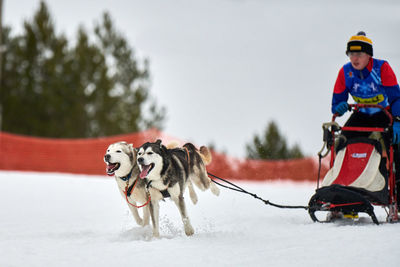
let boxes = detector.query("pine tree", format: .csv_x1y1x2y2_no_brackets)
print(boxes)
0,1,165,138
246,121,304,160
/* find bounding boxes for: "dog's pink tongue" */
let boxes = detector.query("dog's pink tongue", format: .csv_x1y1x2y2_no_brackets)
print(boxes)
106,164,116,176
139,165,151,179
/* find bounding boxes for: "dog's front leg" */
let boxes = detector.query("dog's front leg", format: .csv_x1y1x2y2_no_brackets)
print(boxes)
149,200,160,238
117,186,144,226
143,206,150,226
174,195,194,236
127,204,144,226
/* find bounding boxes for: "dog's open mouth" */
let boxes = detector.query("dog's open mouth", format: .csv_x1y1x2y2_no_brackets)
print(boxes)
106,162,120,176
139,163,155,179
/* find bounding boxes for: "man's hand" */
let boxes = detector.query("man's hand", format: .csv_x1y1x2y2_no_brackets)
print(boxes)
393,121,400,144
335,102,349,116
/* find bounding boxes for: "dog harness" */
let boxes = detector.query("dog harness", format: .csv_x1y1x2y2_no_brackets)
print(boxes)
123,177,151,208
145,180,171,198
141,146,191,199
126,180,136,197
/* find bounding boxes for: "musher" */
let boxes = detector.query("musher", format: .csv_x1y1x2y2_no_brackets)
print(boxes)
331,31,400,207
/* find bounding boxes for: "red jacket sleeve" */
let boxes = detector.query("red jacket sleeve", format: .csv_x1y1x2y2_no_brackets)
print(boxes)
381,62,398,87
333,67,346,94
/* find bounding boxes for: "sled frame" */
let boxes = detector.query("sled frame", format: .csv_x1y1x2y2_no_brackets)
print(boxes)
323,103,398,222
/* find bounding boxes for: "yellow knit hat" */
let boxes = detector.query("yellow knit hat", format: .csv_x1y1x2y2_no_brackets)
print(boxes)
346,31,373,56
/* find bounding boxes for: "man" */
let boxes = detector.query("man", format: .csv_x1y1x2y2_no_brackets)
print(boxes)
331,31,400,209
332,31,400,146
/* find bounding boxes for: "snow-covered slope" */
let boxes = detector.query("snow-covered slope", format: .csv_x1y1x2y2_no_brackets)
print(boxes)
0,171,398,266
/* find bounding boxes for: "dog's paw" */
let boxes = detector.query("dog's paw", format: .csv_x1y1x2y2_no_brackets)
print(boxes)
134,217,144,226
191,196,198,205
152,230,160,238
183,218,194,236
139,220,150,227
210,183,220,196
184,225,194,236
142,217,150,227
189,191,198,205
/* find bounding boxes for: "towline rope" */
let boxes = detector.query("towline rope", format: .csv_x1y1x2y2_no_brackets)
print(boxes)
208,172,309,210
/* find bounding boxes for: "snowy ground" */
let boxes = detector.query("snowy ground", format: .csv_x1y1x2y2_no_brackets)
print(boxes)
1,171,399,267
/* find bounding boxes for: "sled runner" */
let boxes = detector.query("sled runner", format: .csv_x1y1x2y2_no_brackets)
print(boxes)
308,104,399,224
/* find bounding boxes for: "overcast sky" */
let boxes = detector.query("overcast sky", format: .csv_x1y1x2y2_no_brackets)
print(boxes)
4,0,400,157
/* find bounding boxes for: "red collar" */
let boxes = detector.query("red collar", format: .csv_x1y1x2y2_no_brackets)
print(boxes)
366,57,374,72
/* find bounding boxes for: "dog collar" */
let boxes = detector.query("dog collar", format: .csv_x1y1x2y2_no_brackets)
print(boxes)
119,169,133,181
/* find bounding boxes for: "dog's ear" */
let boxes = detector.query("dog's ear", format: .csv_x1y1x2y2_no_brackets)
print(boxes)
155,139,162,148
128,143,135,153
128,143,136,162
161,144,168,154
160,144,171,168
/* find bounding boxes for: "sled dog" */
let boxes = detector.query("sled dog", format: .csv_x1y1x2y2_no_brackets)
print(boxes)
137,139,220,237
104,141,150,227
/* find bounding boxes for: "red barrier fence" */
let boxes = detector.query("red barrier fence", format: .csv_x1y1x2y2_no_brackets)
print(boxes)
0,130,328,181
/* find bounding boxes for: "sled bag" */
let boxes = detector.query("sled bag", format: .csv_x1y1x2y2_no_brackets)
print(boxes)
321,137,388,203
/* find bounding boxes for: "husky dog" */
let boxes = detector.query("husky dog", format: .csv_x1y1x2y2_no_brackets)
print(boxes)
104,142,150,227
137,139,220,237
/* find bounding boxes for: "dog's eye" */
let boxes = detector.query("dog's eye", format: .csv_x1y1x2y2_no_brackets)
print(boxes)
116,150,122,153
147,152,153,155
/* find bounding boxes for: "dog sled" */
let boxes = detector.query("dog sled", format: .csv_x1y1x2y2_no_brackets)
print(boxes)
308,104,399,224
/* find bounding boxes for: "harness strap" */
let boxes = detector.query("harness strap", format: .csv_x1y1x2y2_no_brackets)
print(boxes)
124,178,151,208
146,180,171,198
160,190,171,198
126,181,135,196
184,146,191,165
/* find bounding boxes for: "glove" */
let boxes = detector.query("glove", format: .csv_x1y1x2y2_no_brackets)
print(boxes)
335,102,349,116
393,121,400,144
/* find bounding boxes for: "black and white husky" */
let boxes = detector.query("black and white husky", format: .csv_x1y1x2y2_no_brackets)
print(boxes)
137,140,220,237
104,142,150,227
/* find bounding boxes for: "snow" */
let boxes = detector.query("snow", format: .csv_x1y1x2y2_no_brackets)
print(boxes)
1,171,399,267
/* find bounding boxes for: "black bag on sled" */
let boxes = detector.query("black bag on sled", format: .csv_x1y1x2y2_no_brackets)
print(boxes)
308,137,389,224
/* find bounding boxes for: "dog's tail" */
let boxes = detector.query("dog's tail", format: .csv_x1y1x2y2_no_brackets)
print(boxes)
199,146,212,165
166,140,180,149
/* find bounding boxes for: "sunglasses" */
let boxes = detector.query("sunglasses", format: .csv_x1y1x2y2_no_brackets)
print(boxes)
347,52,367,58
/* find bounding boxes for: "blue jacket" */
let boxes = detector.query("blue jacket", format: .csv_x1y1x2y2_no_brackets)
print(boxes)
332,58,400,116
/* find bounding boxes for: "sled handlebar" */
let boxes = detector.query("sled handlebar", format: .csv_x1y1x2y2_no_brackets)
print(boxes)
322,103,393,160
333,103,393,126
